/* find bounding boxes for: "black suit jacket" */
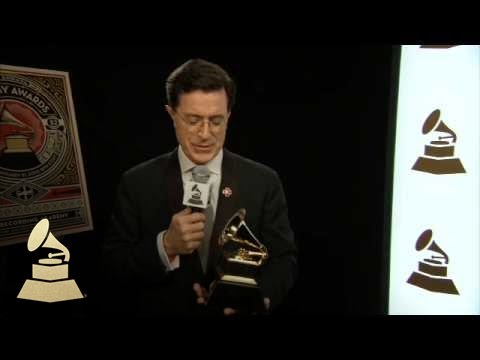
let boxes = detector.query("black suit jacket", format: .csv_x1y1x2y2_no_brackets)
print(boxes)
101,148,297,316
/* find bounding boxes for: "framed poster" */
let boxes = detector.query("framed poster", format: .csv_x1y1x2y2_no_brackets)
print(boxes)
0,64,92,245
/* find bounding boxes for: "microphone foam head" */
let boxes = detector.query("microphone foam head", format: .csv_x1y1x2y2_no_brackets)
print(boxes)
192,165,210,183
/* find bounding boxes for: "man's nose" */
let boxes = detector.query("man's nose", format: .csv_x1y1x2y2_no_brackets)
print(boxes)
198,119,212,138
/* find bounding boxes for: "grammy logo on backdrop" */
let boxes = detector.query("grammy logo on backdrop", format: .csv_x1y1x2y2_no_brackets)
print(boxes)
412,109,466,175
17,218,84,302
407,229,459,295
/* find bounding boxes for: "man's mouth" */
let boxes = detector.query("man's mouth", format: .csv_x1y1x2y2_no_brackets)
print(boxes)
193,144,213,152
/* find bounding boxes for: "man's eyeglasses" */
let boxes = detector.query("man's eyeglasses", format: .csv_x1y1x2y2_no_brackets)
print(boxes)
175,112,227,132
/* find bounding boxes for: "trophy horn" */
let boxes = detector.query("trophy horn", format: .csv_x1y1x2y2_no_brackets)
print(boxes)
219,208,268,266
219,208,246,246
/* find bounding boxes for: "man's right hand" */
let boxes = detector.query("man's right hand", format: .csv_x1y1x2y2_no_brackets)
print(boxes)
163,207,206,257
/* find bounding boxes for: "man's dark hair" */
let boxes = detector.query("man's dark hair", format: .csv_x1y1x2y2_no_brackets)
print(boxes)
166,58,236,111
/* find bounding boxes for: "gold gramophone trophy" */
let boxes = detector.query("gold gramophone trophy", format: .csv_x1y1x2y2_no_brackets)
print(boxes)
207,208,269,314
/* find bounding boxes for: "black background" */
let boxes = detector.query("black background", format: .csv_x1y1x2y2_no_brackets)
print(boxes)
0,45,397,317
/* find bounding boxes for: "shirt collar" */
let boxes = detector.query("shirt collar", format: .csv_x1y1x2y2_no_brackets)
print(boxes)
178,145,223,175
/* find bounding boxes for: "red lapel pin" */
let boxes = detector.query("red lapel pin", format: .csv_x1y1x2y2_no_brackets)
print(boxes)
222,187,232,198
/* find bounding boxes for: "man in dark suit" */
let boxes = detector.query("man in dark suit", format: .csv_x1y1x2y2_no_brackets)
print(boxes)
101,58,297,316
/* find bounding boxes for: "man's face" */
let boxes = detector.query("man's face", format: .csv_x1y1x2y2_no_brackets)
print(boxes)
167,89,230,165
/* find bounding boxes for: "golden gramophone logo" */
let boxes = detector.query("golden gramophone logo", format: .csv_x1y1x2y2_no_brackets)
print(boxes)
207,209,269,313
412,109,466,175
218,209,268,282
407,229,459,295
17,218,84,302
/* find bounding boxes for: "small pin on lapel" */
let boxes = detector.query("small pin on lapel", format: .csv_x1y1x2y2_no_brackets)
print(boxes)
222,187,232,198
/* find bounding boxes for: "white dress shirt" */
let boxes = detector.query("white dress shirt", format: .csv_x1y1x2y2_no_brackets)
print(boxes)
156,146,223,271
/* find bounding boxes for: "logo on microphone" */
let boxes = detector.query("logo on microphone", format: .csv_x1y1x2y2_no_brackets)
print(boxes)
183,181,210,209
183,166,211,209
188,183,204,205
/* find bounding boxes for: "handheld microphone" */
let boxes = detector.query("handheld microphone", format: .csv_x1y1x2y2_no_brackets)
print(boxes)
183,165,211,212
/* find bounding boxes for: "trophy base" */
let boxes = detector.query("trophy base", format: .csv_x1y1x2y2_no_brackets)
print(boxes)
207,277,266,315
